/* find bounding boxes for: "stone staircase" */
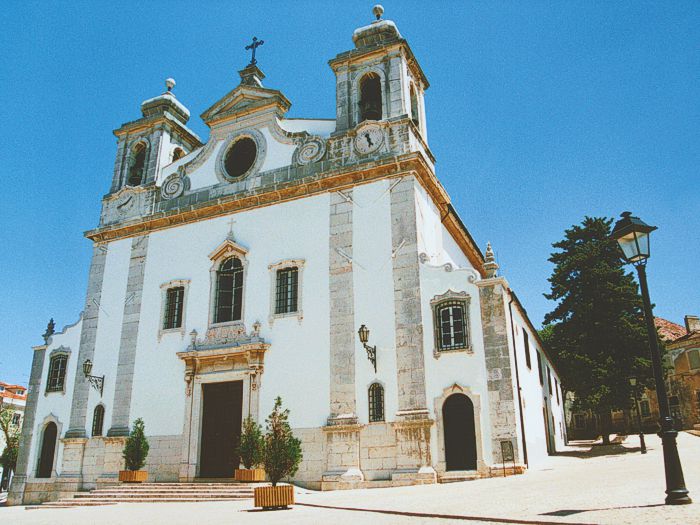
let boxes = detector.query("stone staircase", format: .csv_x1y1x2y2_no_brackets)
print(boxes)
37,482,263,508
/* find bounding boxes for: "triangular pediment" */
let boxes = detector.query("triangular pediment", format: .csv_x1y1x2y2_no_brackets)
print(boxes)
209,237,249,262
201,85,291,126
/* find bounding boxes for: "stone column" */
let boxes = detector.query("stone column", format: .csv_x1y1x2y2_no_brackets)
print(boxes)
7,344,47,505
107,235,149,436
476,275,521,466
323,191,363,485
389,176,435,482
65,244,108,438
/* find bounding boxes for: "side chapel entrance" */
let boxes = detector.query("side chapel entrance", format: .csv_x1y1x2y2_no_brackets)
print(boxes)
199,381,243,477
36,422,58,478
443,393,477,471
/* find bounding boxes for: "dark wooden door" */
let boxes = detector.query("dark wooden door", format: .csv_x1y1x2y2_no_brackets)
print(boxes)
37,422,57,478
443,394,477,471
199,381,243,478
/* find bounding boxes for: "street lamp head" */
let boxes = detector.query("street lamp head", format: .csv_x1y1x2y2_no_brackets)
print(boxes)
628,376,637,387
611,211,657,265
82,359,93,378
358,324,370,344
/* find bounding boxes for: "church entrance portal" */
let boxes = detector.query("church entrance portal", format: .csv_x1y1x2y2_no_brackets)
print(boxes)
199,381,243,478
443,393,477,471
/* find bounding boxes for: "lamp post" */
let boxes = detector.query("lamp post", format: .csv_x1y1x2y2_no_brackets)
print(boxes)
611,212,691,505
357,324,377,373
82,359,104,396
628,376,647,454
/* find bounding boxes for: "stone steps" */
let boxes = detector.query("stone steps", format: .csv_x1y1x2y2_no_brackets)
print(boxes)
36,481,264,508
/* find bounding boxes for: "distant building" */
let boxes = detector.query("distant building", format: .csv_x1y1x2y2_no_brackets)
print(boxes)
0,382,27,490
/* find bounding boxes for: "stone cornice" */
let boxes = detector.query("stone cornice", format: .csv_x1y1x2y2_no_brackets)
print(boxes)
113,113,203,148
85,151,485,276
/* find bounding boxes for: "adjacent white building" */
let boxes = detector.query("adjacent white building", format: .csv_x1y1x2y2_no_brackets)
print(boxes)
10,7,565,504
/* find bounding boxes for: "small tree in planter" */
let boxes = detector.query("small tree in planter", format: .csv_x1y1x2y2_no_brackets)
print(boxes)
254,397,302,509
235,416,265,481
119,418,150,483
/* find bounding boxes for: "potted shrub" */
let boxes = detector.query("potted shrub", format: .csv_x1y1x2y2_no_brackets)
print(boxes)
119,418,149,483
234,416,265,482
254,397,302,509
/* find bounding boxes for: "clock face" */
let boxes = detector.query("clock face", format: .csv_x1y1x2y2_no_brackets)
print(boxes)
354,125,384,154
116,193,135,215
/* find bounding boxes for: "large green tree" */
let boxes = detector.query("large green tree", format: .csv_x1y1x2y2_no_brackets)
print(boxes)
542,217,653,443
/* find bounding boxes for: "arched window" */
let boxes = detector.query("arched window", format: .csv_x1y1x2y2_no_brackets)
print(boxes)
46,354,68,393
172,147,185,162
410,84,420,129
214,257,244,323
92,405,105,437
127,143,147,186
359,73,382,122
368,383,384,422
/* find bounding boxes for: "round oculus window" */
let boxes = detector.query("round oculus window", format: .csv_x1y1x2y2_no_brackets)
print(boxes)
224,137,257,179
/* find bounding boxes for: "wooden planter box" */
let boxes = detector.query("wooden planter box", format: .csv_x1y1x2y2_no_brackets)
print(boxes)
118,470,148,483
254,485,294,509
235,468,266,482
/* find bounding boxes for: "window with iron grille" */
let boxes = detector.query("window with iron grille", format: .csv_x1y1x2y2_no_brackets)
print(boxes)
46,354,67,393
435,301,468,351
368,383,384,422
163,286,185,330
275,267,298,314
523,331,531,369
215,257,244,323
92,405,105,437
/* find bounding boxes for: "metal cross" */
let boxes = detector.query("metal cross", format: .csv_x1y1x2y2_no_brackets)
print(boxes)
245,36,264,66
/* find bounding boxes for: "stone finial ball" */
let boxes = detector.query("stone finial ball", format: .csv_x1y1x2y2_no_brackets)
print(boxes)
165,78,176,91
372,4,384,20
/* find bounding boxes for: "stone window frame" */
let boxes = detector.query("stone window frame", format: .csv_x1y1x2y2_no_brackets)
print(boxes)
367,381,385,423
430,290,472,359
207,238,249,331
351,66,388,128
159,279,190,340
267,259,305,326
45,346,70,395
215,128,266,184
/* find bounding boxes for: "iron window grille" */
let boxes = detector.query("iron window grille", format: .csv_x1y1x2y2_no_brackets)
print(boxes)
368,383,385,422
46,354,68,393
275,267,299,315
435,301,468,351
163,286,185,330
92,405,105,437
215,257,244,323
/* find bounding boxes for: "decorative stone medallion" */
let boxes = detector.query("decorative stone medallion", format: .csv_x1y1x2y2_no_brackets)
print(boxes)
354,123,384,155
161,169,190,200
293,136,327,165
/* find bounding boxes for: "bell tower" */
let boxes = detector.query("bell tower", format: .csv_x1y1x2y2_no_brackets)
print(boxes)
329,5,429,138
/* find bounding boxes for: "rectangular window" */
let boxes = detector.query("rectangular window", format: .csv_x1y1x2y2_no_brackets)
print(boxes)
688,349,700,370
163,286,185,330
11,412,20,426
437,302,467,350
523,331,531,369
46,355,67,393
537,352,543,385
275,267,299,314
547,366,553,395
555,378,560,404
640,400,651,417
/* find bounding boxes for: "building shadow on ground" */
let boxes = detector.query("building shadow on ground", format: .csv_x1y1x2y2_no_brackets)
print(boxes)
554,443,643,458
541,503,664,517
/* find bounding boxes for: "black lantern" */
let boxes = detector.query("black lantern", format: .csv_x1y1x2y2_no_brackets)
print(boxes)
357,325,377,372
611,211,657,265
82,359,104,396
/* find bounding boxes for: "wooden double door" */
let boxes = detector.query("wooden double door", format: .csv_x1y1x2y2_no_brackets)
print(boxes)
199,381,243,478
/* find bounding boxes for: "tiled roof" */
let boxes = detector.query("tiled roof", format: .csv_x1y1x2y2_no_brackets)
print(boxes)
655,317,686,341
0,380,27,401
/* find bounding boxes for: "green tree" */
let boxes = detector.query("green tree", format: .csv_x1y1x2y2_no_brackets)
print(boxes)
261,397,302,486
237,416,263,469
122,418,149,471
542,217,654,444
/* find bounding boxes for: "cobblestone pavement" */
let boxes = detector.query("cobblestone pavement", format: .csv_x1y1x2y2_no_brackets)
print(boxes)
1,433,697,524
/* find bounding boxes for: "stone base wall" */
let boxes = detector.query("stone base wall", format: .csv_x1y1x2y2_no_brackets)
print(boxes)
145,435,183,482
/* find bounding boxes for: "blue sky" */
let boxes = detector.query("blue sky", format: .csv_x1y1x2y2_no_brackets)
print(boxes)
1,1,698,386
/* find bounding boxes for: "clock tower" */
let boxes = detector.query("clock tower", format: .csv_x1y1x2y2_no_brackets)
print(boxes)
329,5,429,141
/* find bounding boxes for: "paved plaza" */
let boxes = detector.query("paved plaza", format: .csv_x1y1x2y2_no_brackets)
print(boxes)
2,433,698,524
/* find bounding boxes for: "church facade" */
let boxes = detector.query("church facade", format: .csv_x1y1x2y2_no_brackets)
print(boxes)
10,8,565,504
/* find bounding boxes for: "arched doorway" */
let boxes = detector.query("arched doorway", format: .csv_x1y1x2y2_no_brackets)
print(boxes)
37,422,58,478
443,393,477,471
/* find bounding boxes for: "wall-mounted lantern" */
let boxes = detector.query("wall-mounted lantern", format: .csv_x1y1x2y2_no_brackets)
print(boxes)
82,359,104,396
357,324,377,373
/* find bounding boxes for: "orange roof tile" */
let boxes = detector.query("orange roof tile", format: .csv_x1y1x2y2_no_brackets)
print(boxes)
655,317,686,341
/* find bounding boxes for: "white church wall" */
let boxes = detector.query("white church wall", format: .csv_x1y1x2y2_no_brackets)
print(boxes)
278,118,336,137
352,180,398,424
